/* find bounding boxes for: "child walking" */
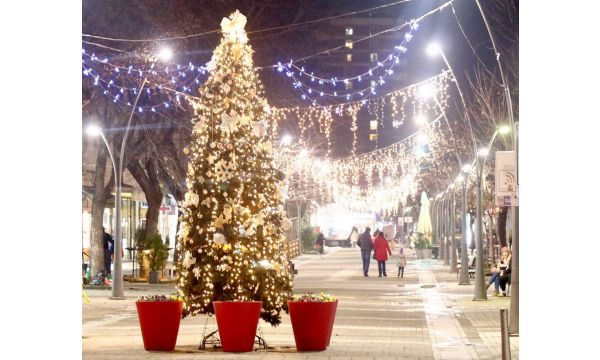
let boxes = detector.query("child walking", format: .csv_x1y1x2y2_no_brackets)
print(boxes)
397,247,407,277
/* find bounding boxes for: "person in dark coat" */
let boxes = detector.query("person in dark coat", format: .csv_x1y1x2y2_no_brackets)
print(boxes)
498,248,512,296
357,227,374,277
373,231,392,277
102,227,114,276
315,232,325,254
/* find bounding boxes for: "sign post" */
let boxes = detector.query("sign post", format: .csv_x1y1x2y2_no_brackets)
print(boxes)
495,151,519,207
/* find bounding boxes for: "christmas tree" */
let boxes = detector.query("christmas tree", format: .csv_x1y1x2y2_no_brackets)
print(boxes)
175,10,294,326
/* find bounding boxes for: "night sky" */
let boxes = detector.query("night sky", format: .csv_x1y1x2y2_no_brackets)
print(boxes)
83,0,517,158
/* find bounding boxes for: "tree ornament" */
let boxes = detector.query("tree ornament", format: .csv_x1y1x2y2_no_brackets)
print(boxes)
281,218,293,231
251,120,267,137
213,232,226,245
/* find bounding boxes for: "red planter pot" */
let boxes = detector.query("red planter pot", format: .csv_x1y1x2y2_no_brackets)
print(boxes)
135,301,183,351
288,299,338,351
213,301,262,352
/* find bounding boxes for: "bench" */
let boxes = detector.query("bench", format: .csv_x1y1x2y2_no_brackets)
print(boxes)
456,256,476,278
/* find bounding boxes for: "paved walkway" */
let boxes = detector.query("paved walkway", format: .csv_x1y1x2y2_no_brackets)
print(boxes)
83,247,518,359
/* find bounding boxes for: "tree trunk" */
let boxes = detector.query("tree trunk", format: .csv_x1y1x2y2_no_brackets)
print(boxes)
90,196,107,276
145,201,161,237
497,206,508,248
128,158,163,239
89,140,114,276
487,210,496,265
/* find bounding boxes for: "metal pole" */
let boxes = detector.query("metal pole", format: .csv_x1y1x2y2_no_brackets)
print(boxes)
437,198,443,261
474,131,499,300
510,125,519,334
458,180,470,284
439,198,444,261
500,309,511,360
111,78,147,300
450,188,457,272
443,194,449,266
473,166,487,299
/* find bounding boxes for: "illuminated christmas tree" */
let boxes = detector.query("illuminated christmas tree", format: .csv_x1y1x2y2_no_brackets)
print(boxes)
175,11,294,326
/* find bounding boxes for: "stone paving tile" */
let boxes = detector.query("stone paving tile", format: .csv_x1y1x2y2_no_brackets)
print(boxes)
83,247,518,359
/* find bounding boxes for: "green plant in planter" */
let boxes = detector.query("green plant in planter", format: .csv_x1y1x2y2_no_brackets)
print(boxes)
146,234,169,272
415,233,431,249
300,225,316,251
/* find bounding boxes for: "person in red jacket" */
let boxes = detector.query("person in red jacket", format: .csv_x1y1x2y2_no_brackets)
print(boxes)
373,230,392,277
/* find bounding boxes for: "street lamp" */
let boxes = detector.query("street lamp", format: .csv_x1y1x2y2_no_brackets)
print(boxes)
84,46,176,298
473,0,518,331
428,42,485,288
473,125,511,299
158,47,173,62
96,47,176,299
457,162,473,285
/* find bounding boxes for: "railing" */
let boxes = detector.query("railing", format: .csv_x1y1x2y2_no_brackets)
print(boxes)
284,217,301,259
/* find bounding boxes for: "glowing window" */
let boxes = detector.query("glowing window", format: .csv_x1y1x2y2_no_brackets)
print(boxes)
345,40,353,49
346,54,352,62
345,27,353,36
370,52,378,62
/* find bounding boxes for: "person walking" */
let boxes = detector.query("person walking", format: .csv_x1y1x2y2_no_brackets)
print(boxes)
357,227,374,277
315,232,325,254
102,227,114,276
397,247,407,278
348,226,359,248
373,231,392,277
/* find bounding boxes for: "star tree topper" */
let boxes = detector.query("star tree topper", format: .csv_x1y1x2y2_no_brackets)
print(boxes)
220,10,248,44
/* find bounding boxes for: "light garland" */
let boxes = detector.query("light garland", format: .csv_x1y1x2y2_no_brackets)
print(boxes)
276,19,420,105
267,71,451,155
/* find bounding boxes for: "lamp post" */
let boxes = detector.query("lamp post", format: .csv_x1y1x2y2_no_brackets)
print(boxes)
456,165,471,285
429,43,492,289
443,192,450,266
85,47,172,299
473,125,511,300
87,77,147,299
450,183,457,273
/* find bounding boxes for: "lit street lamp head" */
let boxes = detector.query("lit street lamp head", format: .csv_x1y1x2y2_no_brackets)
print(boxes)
86,124,102,137
498,125,511,135
158,47,173,62
426,43,441,57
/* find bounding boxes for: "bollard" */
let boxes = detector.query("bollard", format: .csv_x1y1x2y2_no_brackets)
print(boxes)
500,309,511,360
